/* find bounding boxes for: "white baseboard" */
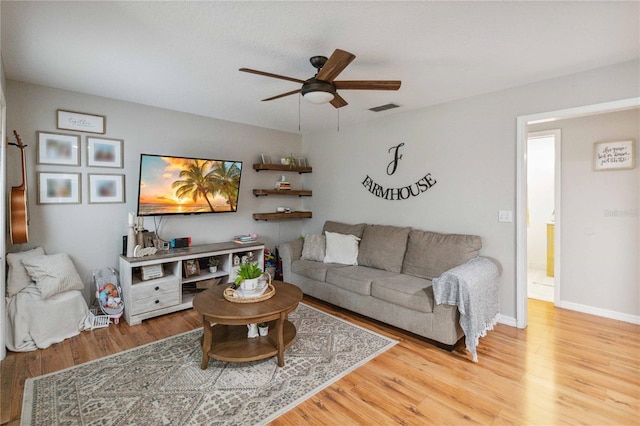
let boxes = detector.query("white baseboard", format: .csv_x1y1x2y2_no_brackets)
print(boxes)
498,314,517,328
557,300,640,325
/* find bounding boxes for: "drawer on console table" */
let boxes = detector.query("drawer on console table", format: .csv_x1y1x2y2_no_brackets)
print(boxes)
130,278,180,315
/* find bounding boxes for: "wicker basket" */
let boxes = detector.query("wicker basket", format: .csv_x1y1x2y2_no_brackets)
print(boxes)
224,283,275,303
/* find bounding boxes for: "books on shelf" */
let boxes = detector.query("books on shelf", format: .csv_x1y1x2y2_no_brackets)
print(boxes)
233,234,257,244
275,181,291,190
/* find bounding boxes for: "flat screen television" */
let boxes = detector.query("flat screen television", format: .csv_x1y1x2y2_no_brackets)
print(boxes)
136,153,243,217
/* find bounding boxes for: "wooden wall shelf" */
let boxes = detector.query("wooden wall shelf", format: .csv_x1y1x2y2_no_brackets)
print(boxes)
253,211,312,221
253,189,312,197
253,163,312,174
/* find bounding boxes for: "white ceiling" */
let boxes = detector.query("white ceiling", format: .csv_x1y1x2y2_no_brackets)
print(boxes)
2,1,639,133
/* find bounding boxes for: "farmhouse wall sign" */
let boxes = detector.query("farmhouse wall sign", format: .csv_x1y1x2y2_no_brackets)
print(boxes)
362,142,437,200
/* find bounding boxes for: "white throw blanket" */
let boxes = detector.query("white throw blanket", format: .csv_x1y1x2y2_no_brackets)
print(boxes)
432,257,500,362
5,284,90,352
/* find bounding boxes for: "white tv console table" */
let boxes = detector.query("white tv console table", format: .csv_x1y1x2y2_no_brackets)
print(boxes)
119,241,265,325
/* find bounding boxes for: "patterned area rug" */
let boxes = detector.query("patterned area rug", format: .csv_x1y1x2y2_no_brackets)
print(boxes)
22,303,396,425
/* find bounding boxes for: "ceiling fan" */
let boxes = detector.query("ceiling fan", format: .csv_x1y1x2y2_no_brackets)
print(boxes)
239,49,401,108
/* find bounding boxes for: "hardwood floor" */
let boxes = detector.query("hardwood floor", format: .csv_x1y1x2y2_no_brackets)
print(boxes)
2,298,638,425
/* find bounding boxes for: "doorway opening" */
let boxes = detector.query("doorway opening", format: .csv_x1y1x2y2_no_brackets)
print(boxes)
526,130,560,303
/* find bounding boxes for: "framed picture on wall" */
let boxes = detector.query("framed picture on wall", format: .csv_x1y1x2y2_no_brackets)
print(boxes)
87,137,124,168
37,172,81,204
57,109,106,134
88,173,125,203
36,131,81,166
593,140,635,171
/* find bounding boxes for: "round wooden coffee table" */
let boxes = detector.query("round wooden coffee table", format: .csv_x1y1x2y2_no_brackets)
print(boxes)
192,280,303,369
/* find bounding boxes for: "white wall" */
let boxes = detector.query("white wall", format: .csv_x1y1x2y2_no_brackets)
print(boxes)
530,109,639,317
303,60,639,321
5,81,303,300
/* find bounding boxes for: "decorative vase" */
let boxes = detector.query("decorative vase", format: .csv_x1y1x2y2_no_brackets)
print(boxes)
258,325,269,336
247,323,258,338
209,266,217,273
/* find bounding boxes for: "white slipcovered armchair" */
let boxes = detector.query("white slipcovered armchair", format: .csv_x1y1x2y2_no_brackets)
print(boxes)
5,247,90,352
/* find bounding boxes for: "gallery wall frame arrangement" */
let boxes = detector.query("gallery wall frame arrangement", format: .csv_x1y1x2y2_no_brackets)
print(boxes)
36,131,81,166
88,173,125,204
593,139,635,171
87,136,124,168
57,109,106,134
37,172,81,205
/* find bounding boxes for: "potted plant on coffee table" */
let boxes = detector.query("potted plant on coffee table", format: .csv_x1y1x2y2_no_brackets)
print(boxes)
234,262,263,291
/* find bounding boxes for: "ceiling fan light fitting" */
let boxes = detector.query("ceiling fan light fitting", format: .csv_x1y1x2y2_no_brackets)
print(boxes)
303,91,335,104
301,79,336,104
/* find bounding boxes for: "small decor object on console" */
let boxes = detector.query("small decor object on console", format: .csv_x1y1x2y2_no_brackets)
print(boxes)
133,245,157,258
140,264,163,281
207,257,219,273
183,259,200,278
126,212,136,257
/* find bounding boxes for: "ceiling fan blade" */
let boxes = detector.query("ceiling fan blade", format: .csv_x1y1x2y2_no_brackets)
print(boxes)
330,93,348,108
316,49,356,82
262,89,301,102
239,68,306,85
334,80,401,91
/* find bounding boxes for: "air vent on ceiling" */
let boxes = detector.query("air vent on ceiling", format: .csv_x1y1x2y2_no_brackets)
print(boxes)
369,103,400,112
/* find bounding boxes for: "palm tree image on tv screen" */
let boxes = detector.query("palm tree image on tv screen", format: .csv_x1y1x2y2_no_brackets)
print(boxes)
136,154,242,216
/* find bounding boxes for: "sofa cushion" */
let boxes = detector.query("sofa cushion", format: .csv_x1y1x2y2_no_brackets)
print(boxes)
323,231,360,265
402,230,482,279
323,221,366,239
6,246,46,297
291,259,349,282
325,266,398,296
358,224,411,273
371,274,434,313
301,234,326,262
22,253,85,299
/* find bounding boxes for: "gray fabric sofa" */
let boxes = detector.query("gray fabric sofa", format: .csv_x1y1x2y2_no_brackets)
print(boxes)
279,221,484,348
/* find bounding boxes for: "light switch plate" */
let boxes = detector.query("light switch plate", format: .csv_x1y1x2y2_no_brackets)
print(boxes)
498,210,513,222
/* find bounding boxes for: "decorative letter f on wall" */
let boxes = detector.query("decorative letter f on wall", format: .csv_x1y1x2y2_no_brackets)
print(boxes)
387,143,404,175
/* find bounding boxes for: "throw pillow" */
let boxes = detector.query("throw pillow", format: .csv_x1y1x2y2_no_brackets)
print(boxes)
322,221,366,239
6,246,46,297
22,253,85,299
323,231,360,265
402,230,482,279
358,224,411,273
301,234,326,262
